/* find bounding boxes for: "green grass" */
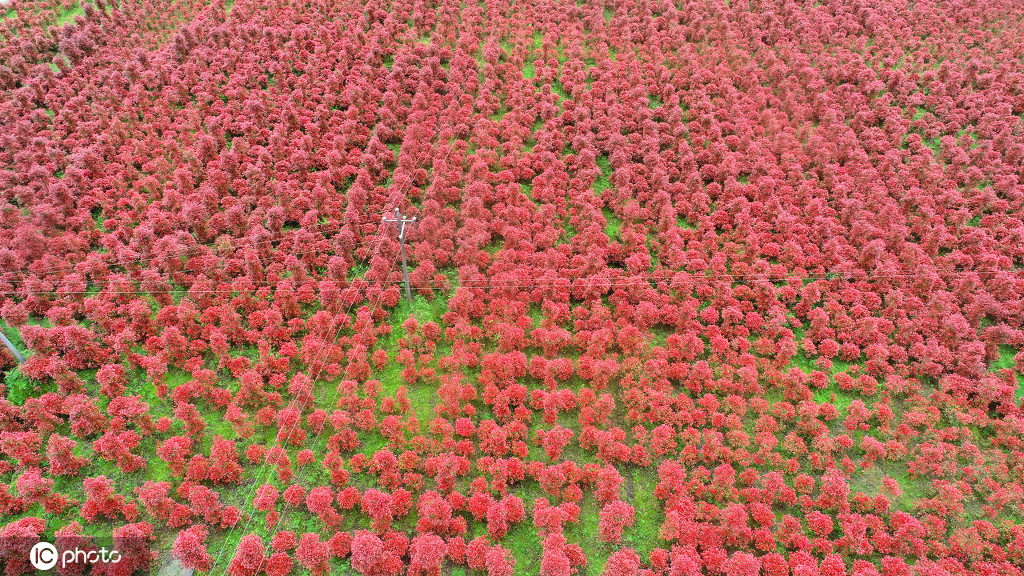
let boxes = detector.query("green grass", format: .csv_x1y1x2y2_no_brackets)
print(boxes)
373,293,450,423
206,529,250,574
551,82,569,104
568,494,611,574
524,61,535,80
0,321,27,351
347,262,369,282
2,366,39,406
521,183,539,206
406,375,437,433
225,0,235,12
594,155,611,194
358,429,388,459
557,222,577,246
623,466,663,559
784,353,862,416
54,4,83,26
813,387,857,418
504,482,545,573
790,349,815,374
603,207,622,239
649,325,671,350
990,344,1024,399
879,462,931,512
991,344,1018,371
850,465,885,496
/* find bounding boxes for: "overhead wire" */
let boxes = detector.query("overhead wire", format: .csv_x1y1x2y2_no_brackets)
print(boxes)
203,225,396,572
208,113,466,572
0,266,1018,298
0,234,383,297
206,124,444,571
2,215,382,285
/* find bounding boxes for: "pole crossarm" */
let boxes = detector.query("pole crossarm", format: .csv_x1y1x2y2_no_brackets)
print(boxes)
382,208,418,304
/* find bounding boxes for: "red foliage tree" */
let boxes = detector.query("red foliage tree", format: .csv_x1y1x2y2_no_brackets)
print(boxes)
306,486,341,527
409,534,446,576
226,534,267,576
266,552,294,576
0,517,45,576
283,484,306,508
14,468,52,504
295,533,330,576
596,465,624,502
598,500,635,544
540,532,586,576
602,548,640,576
361,489,395,532
485,545,516,576
172,524,212,572
350,530,403,576
81,476,134,523
157,436,193,477
723,552,761,576
46,430,87,475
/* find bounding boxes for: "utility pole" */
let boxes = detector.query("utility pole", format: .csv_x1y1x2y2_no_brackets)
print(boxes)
0,330,24,365
383,208,417,304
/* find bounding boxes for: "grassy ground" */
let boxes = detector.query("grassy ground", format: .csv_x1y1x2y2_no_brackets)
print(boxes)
991,344,1024,399
624,466,663,560
3,11,1023,576
594,155,612,195
603,207,622,240
54,3,83,26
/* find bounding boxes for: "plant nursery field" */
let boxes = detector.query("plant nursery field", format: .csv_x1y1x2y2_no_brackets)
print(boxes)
1,0,1024,574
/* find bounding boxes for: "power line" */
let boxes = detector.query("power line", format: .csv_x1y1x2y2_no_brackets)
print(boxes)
205,201,419,571
269,259,400,530
0,266,1018,298
204,226,396,572
208,127,458,568
1,215,382,286
0,235,383,297
7,119,465,290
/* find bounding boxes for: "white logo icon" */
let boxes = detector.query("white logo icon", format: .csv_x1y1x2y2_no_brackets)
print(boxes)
30,542,58,571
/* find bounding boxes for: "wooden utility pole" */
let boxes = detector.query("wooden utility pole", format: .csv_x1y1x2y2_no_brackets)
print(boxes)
0,330,24,364
383,208,417,304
